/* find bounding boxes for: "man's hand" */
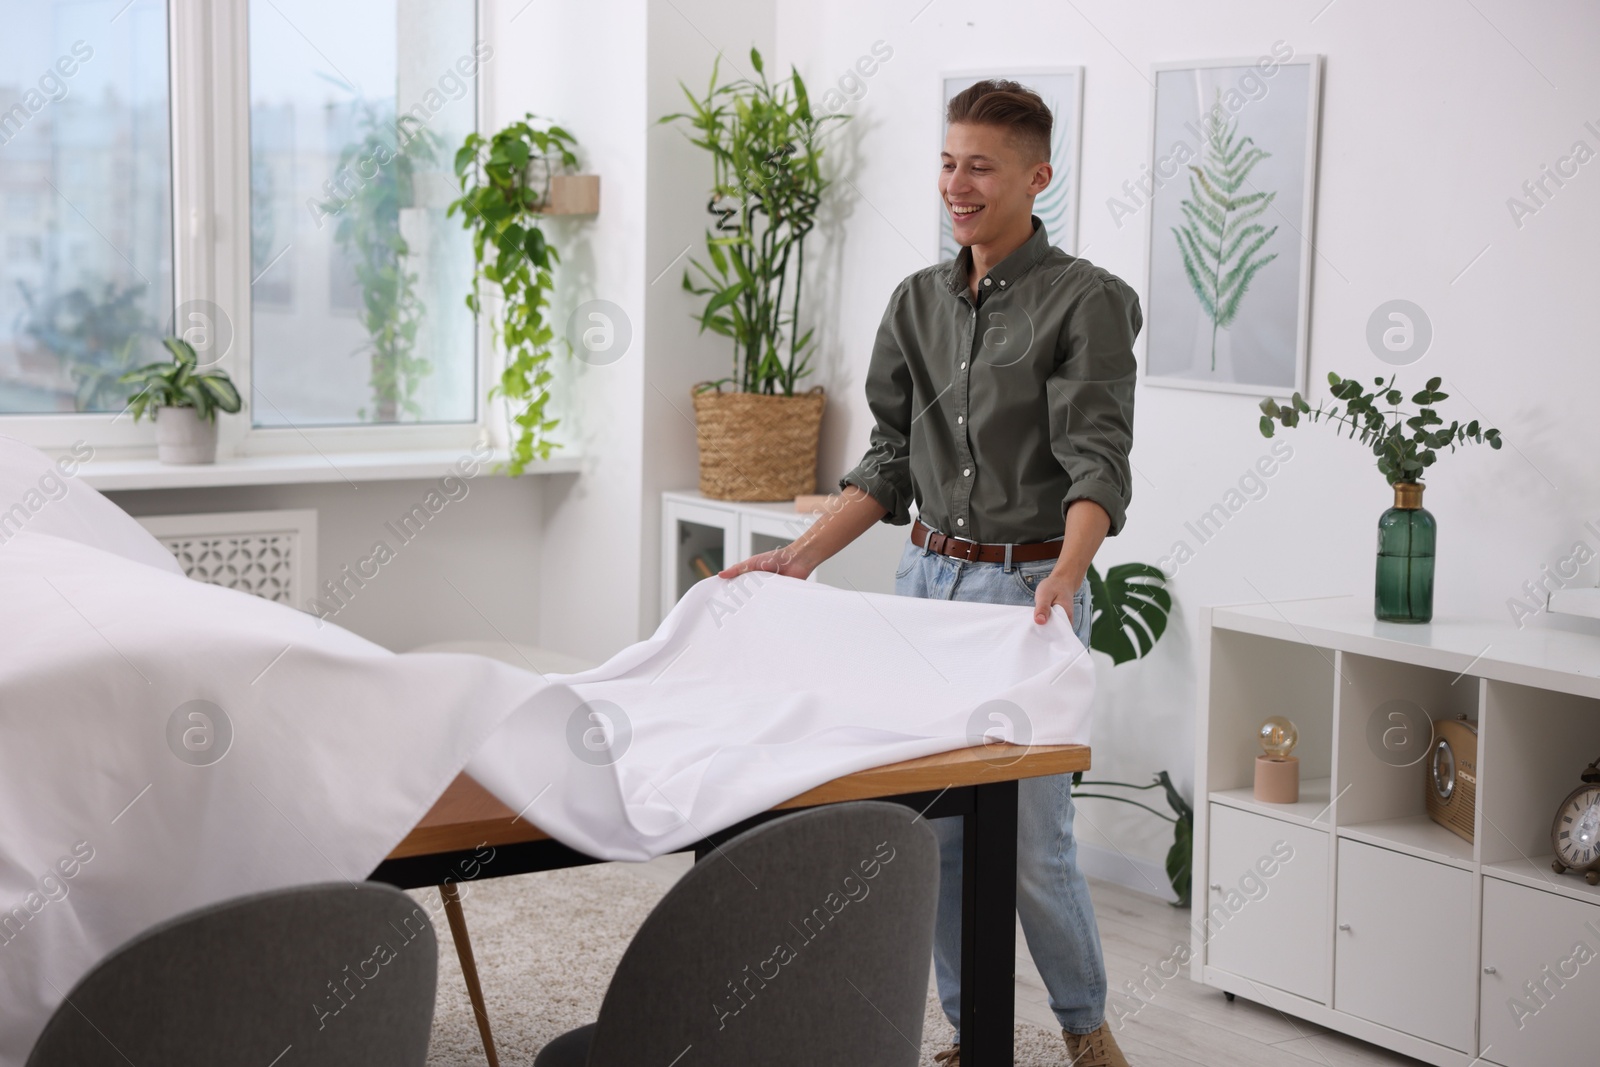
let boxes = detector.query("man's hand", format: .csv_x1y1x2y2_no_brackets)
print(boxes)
717,486,887,582
1032,569,1084,627
718,545,815,581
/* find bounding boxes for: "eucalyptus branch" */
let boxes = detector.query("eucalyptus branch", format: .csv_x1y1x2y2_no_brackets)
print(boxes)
1260,371,1503,485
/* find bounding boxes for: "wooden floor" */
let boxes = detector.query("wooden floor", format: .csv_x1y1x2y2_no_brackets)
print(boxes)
628,854,1428,1066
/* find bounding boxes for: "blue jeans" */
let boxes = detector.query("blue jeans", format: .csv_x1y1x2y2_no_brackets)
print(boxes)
892,535,1107,1037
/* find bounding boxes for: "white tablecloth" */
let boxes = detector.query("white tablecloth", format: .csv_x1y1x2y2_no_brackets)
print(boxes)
0,436,1093,1063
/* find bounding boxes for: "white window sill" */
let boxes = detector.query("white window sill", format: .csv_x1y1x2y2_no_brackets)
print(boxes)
78,449,583,492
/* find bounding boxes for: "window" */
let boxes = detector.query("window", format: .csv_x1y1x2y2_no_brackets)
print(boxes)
0,0,172,415
246,0,479,428
0,0,485,454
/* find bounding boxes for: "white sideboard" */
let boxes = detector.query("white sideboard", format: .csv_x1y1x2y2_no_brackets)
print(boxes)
1194,595,1600,1067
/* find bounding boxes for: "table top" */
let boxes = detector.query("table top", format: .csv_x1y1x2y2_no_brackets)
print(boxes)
387,742,1090,860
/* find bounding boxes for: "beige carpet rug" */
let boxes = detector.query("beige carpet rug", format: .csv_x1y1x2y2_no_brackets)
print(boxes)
413,862,1071,1066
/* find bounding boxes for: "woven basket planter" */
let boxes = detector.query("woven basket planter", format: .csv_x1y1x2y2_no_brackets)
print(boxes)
691,382,826,501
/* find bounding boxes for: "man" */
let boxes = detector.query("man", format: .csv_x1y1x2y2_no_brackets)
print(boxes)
720,79,1139,1066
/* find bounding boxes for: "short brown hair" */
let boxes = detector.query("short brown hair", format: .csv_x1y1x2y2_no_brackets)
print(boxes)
946,80,1053,165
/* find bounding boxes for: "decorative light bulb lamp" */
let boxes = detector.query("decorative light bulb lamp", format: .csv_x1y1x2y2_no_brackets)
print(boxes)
1254,715,1300,804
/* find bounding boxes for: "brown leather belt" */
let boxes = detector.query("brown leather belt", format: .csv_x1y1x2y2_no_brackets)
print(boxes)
911,518,1063,564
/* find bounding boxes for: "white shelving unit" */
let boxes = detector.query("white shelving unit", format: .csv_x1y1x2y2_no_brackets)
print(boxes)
1194,595,1600,1067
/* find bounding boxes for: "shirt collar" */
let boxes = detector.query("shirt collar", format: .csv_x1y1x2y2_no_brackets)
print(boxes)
945,214,1052,297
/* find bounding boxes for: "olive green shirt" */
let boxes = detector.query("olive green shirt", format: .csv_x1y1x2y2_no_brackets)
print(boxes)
839,215,1141,542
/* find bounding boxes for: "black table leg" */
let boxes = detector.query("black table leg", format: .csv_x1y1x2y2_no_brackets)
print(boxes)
959,778,1018,1066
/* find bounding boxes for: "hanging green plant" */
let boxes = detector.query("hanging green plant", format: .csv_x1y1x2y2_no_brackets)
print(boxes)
448,114,579,475
321,105,440,423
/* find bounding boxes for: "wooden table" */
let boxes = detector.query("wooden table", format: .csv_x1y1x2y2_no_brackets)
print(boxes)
371,742,1090,1067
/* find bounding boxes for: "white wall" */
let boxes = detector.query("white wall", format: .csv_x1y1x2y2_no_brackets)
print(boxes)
108,476,547,654
487,0,654,663
642,1,778,624
774,0,1600,873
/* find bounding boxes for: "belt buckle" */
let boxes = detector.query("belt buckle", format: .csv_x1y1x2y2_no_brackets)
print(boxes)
943,531,980,561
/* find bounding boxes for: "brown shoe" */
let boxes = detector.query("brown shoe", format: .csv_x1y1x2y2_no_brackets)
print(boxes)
932,1045,961,1066
1063,1024,1130,1067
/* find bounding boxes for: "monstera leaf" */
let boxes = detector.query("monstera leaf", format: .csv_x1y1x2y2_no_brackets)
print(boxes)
1086,562,1171,665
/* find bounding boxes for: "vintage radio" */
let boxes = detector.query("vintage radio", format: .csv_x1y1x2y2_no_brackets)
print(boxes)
1425,717,1477,842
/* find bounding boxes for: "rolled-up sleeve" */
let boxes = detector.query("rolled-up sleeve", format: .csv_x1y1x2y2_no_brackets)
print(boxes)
1046,277,1141,536
839,281,915,525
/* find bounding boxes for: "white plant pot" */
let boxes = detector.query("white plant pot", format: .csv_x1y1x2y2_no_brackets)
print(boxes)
155,406,219,465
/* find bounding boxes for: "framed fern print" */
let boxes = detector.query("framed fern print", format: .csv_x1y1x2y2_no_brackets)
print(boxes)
938,67,1083,259
1144,54,1322,397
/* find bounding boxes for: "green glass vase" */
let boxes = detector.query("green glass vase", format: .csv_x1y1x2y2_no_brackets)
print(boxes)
1375,481,1435,623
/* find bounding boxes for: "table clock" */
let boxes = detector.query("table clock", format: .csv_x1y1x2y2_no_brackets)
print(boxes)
1550,757,1600,886
1424,717,1476,842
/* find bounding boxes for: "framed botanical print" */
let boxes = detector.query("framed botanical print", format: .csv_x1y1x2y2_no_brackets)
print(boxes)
1142,52,1322,397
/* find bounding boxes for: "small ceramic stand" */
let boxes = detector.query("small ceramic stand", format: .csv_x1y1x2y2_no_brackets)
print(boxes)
1254,755,1300,804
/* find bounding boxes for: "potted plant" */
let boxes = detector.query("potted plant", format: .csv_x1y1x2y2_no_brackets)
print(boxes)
1067,562,1195,906
660,47,847,501
448,114,581,475
1259,371,1503,623
119,337,243,464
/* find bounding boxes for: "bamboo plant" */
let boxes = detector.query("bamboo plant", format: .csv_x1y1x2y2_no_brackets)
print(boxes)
659,47,847,396
448,114,580,474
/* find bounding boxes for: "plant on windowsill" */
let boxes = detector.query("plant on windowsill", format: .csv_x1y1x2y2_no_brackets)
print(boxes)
321,105,441,424
448,114,586,476
1259,371,1504,623
119,337,243,465
659,46,848,501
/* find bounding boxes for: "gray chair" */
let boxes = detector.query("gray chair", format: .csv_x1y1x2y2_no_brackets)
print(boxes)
534,801,939,1067
27,881,437,1067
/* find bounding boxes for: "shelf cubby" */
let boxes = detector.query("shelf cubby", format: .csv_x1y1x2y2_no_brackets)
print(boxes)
1478,679,1600,880
1205,629,1335,797
1333,651,1480,861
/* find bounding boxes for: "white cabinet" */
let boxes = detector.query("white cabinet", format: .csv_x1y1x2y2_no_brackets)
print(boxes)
1333,840,1475,1051
1196,595,1600,1066
1479,877,1600,1066
660,492,819,623
1204,805,1328,1002
660,490,910,623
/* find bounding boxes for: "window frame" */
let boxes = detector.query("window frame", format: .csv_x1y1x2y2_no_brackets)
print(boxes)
3,0,496,461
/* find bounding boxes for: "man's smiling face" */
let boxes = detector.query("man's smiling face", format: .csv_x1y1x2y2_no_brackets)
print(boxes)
939,121,1052,248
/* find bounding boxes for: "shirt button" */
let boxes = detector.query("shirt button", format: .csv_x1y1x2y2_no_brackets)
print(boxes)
957,415,964,424
960,361,967,369
982,278,992,286
956,518,965,526
999,279,1006,287
963,468,971,476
